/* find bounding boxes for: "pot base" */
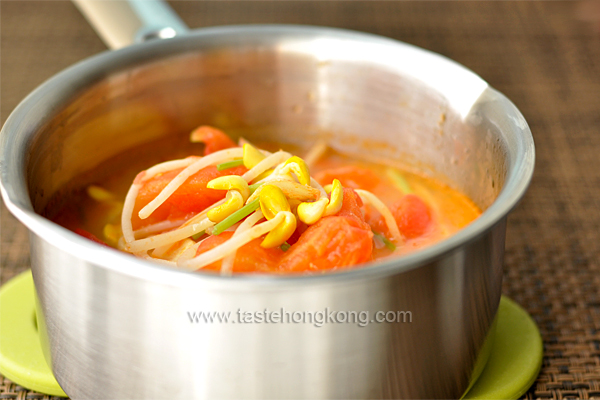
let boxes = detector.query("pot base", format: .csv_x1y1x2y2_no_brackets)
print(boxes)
0,271,542,400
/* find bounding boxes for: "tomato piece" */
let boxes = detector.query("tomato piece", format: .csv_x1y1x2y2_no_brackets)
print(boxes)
363,205,388,235
278,188,373,272
314,166,380,191
278,217,373,272
74,228,110,247
195,232,284,273
286,220,308,245
391,194,431,239
191,126,237,155
131,165,247,230
335,188,371,230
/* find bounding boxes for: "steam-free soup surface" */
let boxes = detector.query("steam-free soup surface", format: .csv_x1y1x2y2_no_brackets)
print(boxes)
49,127,480,274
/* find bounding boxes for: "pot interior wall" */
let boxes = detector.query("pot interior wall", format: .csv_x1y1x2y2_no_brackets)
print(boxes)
26,40,506,215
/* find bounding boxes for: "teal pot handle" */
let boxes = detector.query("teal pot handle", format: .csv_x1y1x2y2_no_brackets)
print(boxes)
72,0,189,49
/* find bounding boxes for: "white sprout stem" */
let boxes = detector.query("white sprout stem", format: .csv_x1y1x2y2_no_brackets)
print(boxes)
152,238,197,260
245,174,296,204
219,256,235,276
176,236,211,263
151,242,176,259
220,210,264,276
121,183,141,243
310,177,328,199
132,197,226,247
126,217,215,253
179,198,227,229
304,140,328,168
139,148,244,220
251,174,276,187
168,239,198,261
152,238,188,259
355,189,403,245
122,158,202,243
139,254,177,266
180,212,287,271
271,161,288,177
237,210,265,232
142,157,200,183
242,151,292,183
245,176,319,204
133,219,187,239
117,236,127,251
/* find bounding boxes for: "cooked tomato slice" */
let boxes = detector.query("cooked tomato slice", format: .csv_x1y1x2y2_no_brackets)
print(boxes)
365,194,432,240
278,217,373,272
131,165,247,230
286,220,308,245
191,126,237,155
195,232,284,273
335,188,371,230
363,205,388,236
391,194,432,239
277,188,373,272
314,166,380,191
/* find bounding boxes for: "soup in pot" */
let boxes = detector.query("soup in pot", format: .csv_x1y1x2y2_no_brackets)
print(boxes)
49,126,481,274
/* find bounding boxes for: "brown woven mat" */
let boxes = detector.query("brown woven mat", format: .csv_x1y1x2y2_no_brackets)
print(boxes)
2,1,600,399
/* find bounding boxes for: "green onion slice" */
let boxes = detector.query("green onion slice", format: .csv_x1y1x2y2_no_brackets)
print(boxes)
217,159,244,171
191,230,205,241
372,230,397,251
280,242,291,252
248,182,264,193
212,199,260,236
386,168,412,194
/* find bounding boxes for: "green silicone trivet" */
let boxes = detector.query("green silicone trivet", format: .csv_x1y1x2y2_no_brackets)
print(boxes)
463,296,543,399
0,270,66,397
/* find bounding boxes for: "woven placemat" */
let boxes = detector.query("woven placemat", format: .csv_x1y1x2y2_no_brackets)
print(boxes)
2,1,599,399
0,375,63,400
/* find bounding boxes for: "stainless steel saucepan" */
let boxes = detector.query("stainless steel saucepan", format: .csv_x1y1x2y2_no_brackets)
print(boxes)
0,1,534,398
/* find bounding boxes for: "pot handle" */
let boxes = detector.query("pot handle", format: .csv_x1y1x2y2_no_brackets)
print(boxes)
72,0,189,50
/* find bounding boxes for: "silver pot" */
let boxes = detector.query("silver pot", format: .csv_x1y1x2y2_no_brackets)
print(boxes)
0,2,534,399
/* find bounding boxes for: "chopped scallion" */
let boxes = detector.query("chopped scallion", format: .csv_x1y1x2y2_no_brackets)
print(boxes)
212,199,260,236
191,230,205,241
248,182,264,193
372,230,397,251
217,159,244,171
386,169,412,194
280,242,291,252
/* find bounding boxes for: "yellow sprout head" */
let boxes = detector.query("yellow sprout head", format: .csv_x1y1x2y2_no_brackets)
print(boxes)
259,185,296,248
206,176,251,222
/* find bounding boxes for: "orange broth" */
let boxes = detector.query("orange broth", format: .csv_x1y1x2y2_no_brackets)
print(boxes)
49,132,481,274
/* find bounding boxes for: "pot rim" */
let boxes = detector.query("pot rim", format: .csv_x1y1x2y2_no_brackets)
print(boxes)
0,24,535,288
